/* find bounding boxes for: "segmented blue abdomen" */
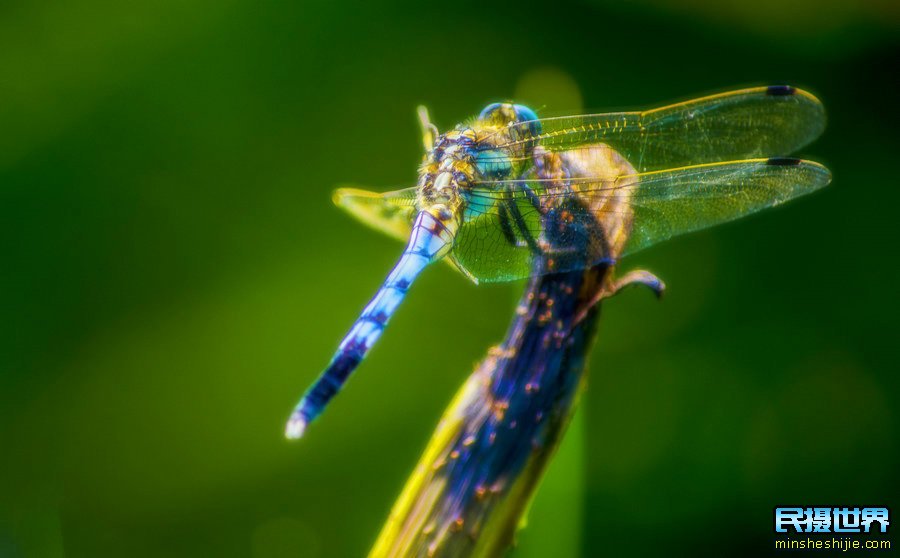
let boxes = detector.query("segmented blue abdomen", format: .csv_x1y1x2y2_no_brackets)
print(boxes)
286,212,453,438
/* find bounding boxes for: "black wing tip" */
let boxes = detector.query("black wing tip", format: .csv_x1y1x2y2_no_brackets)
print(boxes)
766,157,803,166
766,85,797,96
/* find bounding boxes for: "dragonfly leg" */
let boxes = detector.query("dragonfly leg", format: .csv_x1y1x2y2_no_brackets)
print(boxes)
522,184,544,214
505,197,542,254
497,202,520,247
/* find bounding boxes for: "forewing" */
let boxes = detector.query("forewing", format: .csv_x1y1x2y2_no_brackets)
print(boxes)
333,186,418,243
477,87,825,172
453,158,831,283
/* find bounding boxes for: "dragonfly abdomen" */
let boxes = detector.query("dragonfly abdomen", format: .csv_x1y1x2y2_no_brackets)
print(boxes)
286,211,454,438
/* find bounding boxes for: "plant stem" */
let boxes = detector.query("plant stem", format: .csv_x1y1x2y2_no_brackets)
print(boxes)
370,263,610,558
370,144,655,558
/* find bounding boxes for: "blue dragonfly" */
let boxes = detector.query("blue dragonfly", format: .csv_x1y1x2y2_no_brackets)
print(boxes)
286,86,830,438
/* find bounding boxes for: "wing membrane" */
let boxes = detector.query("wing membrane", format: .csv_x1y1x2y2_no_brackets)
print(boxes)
476,87,825,172
452,159,831,283
333,186,418,243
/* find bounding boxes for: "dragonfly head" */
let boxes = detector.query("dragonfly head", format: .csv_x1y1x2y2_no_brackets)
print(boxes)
471,103,543,180
477,102,541,137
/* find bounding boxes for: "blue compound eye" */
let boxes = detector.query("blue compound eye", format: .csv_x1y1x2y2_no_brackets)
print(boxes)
513,104,541,136
512,104,538,123
478,103,504,122
475,149,512,178
478,103,542,136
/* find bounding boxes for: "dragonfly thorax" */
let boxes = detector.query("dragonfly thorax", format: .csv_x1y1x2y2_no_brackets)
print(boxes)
416,103,541,218
417,129,479,223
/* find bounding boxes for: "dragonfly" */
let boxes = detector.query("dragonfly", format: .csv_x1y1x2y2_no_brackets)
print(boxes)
285,85,830,439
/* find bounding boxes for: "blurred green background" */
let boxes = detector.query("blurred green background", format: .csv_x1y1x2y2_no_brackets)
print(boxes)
1,0,897,556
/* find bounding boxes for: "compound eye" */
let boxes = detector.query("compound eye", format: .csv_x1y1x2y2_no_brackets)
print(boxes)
477,103,504,122
475,149,512,179
512,104,541,136
477,103,541,136
512,104,538,123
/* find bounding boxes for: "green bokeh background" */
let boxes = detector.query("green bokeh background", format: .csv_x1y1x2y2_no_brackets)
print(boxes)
1,1,897,556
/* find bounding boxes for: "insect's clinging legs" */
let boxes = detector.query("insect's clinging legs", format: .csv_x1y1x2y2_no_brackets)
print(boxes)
522,183,543,213
497,203,519,247
505,197,541,254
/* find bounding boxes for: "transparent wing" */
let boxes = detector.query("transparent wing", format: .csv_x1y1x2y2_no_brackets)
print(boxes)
333,185,477,280
333,186,418,243
452,158,831,283
476,87,825,172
